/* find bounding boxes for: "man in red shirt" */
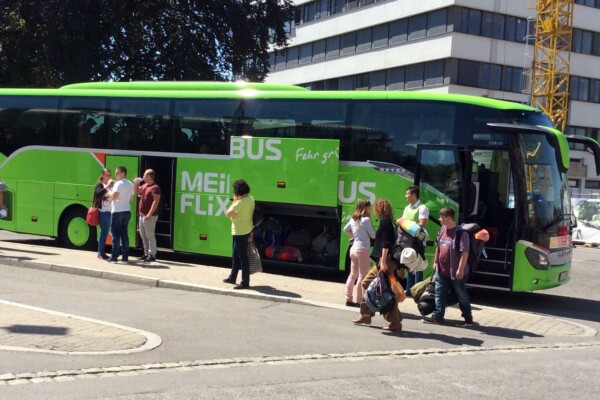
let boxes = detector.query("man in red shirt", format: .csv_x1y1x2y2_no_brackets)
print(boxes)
134,169,161,262
424,206,473,326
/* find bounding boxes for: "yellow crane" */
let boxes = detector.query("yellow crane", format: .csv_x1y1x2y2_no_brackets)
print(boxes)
530,0,574,133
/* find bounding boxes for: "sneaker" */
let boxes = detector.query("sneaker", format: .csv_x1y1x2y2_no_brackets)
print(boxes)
144,255,156,262
463,317,474,326
138,255,148,261
97,254,108,260
423,316,442,324
121,258,129,264
106,258,117,263
223,278,236,284
345,300,360,308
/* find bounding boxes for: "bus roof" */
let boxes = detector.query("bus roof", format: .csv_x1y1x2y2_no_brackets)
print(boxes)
59,81,309,92
2,84,536,112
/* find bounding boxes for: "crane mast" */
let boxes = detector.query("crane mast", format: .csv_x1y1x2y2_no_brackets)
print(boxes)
530,0,574,133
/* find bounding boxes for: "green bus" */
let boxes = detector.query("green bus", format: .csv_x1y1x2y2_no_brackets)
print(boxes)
0,81,595,291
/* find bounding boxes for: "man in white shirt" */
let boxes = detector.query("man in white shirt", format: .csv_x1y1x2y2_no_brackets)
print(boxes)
107,166,134,263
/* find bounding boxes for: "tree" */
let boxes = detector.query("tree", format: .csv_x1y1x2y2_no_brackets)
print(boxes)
0,0,292,87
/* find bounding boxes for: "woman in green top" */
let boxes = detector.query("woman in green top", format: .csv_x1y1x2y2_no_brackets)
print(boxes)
223,179,255,289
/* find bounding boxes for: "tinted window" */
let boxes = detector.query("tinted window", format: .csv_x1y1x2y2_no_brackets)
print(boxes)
0,96,59,153
173,99,240,154
107,99,171,151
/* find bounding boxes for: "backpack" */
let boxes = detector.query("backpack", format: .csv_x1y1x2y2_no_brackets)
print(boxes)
453,223,489,272
364,271,397,314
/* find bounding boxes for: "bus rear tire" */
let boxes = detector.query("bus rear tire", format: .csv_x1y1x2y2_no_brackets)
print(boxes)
59,208,96,250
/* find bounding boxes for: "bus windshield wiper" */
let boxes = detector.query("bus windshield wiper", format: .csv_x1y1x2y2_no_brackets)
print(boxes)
541,215,567,231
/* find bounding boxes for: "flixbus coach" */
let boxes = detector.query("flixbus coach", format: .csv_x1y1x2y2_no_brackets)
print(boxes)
0,81,597,292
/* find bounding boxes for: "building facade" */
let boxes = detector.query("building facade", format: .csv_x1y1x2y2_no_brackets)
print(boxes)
265,0,600,197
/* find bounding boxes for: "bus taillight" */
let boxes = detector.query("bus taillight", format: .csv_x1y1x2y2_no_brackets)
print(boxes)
557,226,568,237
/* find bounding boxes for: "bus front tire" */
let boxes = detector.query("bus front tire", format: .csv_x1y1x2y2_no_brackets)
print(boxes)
59,208,96,250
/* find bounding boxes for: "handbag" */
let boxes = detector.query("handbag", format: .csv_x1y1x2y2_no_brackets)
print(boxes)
247,241,263,274
86,207,100,226
364,270,396,314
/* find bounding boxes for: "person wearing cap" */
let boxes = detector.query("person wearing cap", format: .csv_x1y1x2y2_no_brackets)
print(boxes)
424,206,473,326
399,186,429,295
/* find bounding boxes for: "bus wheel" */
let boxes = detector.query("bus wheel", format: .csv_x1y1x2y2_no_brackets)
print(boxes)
59,208,95,249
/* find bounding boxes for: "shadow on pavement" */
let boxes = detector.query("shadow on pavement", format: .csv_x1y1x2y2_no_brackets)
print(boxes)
2,324,69,335
471,289,600,324
250,285,301,298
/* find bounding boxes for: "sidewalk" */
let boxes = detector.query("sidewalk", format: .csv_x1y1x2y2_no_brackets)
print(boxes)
0,241,596,354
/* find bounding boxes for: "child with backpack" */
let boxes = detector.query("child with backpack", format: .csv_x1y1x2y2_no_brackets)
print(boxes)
423,206,474,326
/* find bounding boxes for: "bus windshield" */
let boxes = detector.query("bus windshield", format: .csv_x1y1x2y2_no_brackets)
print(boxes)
519,133,570,232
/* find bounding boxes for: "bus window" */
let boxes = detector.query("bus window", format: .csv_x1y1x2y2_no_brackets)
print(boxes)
351,100,455,168
107,99,171,151
241,99,347,143
0,96,59,150
60,97,107,148
173,99,240,154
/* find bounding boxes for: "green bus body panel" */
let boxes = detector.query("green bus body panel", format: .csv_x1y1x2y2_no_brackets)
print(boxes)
230,137,340,206
174,157,232,256
0,149,104,236
511,242,571,292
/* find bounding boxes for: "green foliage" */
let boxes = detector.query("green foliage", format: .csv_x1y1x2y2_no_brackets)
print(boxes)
0,0,292,87
577,201,599,222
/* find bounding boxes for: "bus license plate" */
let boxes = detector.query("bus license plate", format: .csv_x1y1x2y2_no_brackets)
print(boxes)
559,271,569,282
550,236,571,249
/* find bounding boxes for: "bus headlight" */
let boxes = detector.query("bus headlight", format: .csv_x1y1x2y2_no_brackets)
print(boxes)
525,247,550,270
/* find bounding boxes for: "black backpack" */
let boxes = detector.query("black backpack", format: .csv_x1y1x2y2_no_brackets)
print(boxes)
453,223,486,272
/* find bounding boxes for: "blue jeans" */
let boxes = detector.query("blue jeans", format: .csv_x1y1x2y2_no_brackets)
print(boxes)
432,271,472,321
110,211,131,261
98,211,111,256
228,234,250,286
405,270,423,293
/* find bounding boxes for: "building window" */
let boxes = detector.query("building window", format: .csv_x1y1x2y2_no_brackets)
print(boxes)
326,36,340,59
389,19,408,44
341,31,356,55
591,80,600,103
275,52,287,70
286,47,299,67
355,73,370,90
584,180,600,189
427,8,448,36
424,60,445,87
406,64,424,89
370,70,386,90
465,9,482,35
339,76,355,90
458,60,479,87
356,28,372,52
312,39,326,62
481,12,494,38
373,24,389,48
408,13,427,41
387,67,405,91
299,43,312,65
492,14,505,40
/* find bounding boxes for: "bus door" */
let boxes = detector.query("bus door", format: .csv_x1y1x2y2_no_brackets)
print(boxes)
138,155,175,249
415,145,514,289
105,155,139,249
